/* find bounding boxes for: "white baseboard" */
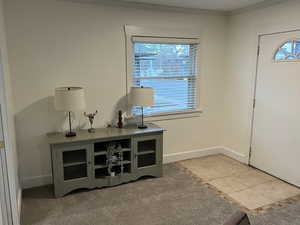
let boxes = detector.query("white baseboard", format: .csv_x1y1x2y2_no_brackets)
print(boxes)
163,146,222,164
163,146,248,164
21,146,248,189
17,188,22,219
221,146,249,164
22,174,52,189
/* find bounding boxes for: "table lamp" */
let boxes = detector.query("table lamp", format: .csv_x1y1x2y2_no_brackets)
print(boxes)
130,86,154,129
54,87,86,137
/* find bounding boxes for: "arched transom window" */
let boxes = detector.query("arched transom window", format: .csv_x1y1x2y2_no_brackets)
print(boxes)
274,40,300,61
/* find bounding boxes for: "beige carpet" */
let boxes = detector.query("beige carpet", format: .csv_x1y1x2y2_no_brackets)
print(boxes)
179,154,300,212
21,164,239,225
21,163,300,225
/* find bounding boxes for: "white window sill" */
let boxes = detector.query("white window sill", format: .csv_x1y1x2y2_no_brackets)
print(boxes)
143,109,203,122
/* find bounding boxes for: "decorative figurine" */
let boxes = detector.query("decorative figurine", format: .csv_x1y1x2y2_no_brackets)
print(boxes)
107,143,123,177
84,110,98,133
117,110,123,128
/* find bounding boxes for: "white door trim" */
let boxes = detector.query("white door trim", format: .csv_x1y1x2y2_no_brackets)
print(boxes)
248,36,261,165
0,53,19,225
0,141,11,225
0,203,3,225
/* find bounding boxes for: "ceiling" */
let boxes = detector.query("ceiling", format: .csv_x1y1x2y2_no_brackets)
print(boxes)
64,0,286,14
119,0,278,11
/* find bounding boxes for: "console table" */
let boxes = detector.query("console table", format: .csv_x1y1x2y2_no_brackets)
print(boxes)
47,124,164,197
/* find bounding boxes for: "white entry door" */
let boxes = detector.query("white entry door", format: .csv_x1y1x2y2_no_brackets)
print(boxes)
251,30,300,187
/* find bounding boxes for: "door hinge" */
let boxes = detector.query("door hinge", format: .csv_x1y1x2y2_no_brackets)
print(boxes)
253,99,256,109
0,141,5,149
257,45,260,56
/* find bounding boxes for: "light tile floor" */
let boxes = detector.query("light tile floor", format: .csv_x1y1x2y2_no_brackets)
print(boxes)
179,154,300,210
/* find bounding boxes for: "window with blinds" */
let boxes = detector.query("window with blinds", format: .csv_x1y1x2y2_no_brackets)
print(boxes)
132,38,198,116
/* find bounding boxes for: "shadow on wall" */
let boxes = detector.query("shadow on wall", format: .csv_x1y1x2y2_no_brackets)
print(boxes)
109,94,133,126
15,96,73,185
15,95,131,186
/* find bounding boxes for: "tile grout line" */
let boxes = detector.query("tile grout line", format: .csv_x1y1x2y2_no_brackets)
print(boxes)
177,155,300,213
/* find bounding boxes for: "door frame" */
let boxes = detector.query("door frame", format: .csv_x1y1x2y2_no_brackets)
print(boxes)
0,53,20,225
0,129,11,225
249,28,300,165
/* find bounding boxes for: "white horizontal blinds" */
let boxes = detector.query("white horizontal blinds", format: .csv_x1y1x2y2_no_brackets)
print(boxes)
132,36,200,44
133,37,198,115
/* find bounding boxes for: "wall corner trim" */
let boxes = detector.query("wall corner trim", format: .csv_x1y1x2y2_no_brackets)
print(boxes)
221,146,249,164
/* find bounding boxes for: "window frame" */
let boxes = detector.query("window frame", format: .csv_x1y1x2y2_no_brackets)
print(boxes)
125,25,203,121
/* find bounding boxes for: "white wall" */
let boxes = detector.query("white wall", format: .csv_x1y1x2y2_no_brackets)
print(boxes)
222,0,300,161
4,0,227,188
0,0,21,222
4,0,297,190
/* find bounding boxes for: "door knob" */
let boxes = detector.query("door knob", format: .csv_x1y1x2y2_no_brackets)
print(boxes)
0,140,4,149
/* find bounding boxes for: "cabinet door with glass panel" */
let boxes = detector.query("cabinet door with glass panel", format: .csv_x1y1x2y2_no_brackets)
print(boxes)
54,144,92,193
133,134,162,176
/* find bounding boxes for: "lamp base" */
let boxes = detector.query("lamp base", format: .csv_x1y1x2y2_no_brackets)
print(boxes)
65,131,77,137
88,128,96,133
138,125,148,129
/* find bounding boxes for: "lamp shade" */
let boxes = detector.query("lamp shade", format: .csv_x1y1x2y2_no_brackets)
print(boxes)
54,87,86,111
130,86,154,106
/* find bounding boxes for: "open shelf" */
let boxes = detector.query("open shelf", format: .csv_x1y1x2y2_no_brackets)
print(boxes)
94,151,107,156
111,165,122,175
95,167,109,179
94,154,107,169
95,154,107,164
123,151,131,161
122,160,131,165
94,164,108,169
93,139,132,179
94,141,112,153
95,166,131,179
94,139,131,153
119,139,130,149
123,164,131,173
110,160,131,167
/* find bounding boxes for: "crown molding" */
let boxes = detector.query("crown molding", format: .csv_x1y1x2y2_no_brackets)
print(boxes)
229,0,288,15
59,0,288,17
59,0,227,16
